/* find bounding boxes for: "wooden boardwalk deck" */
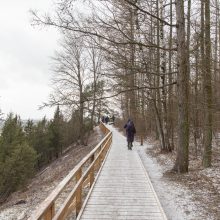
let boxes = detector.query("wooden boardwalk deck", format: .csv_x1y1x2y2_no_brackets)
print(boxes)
77,127,167,220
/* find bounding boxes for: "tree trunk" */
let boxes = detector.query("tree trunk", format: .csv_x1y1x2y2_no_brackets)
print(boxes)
155,0,166,150
173,0,189,173
202,0,213,167
168,0,174,150
128,4,137,122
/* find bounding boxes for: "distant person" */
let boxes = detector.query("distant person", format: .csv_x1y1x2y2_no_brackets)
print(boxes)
112,115,115,124
124,119,136,150
101,116,105,123
105,115,109,124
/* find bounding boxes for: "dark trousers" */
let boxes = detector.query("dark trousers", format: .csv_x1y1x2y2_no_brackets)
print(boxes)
127,141,133,150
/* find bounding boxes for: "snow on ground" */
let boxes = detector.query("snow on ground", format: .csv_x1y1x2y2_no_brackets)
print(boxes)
136,142,203,220
133,138,220,220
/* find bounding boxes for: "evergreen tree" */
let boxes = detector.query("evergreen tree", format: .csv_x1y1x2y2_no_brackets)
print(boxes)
0,143,37,202
48,106,64,158
0,114,37,202
0,113,25,161
24,119,34,146
30,117,51,168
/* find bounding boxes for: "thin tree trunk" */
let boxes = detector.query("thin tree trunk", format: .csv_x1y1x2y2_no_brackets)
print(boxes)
202,0,213,167
156,0,166,150
173,0,189,173
168,0,174,150
160,0,171,152
128,4,137,122
193,41,199,157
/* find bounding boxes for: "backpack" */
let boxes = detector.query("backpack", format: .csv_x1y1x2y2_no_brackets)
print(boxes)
127,122,136,133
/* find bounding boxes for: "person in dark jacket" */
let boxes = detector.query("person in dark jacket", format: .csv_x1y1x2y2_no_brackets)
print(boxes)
101,115,105,123
124,119,136,150
105,115,109,124
112,115,115,124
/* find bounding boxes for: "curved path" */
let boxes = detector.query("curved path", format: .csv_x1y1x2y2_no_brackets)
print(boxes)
77,126,167,220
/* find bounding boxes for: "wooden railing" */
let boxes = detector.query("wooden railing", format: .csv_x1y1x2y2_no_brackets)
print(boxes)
29,122,112,220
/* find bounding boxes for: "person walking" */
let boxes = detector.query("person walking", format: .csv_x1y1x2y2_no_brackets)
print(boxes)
112,115,115,124
101,115,105,123
105,115,109,124
124,119,136,150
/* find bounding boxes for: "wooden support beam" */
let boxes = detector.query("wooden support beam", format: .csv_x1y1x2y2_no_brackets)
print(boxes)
76,169,82,216
140,135,143,146
44,203,55,220
90,155,95,187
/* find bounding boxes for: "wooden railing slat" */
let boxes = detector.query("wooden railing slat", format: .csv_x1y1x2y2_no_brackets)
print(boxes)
76,168,82,216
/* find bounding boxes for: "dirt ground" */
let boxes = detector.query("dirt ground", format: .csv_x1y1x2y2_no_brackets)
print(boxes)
146,139,220,220
0,126,104,220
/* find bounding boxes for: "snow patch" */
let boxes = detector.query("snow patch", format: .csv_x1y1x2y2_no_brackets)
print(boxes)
135,142,204,220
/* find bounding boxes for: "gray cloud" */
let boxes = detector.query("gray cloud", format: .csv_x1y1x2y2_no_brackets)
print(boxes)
0,0,59,119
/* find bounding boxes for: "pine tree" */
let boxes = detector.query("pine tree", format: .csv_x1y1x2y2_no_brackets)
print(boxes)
0,113,25,161
48,106,64,158
0,114,37,202
30,117,51,168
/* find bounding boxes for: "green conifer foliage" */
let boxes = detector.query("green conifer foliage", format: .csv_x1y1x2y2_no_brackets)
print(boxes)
0,114,37,202
29,117,51,168
48,105,64,158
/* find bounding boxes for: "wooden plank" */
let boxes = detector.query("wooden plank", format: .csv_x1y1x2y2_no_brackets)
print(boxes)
86,201,158,206
90,193,155,197
84,206,161,213
80,216,164,220
82,212,164,217
85,204,160,209
44,203,55,220
76,169,82,216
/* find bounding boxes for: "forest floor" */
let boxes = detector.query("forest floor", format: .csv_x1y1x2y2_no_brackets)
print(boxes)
0,126,104,220
137,138,220,220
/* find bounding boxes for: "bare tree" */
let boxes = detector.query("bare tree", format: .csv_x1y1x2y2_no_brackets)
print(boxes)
172,0,189,173
50,33,89,142
31,0,220,172
202,0,213,167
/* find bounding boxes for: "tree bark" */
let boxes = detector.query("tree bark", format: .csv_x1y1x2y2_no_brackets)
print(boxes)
173,0,189,173
202,0,213,167
168,0,174,150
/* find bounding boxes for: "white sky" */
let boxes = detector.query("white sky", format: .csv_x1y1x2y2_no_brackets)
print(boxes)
0,0,60,120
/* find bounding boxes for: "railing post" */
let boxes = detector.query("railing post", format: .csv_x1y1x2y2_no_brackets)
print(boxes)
76,169,82,217
100,143,105,162
97,152,101,169
44,203,55,220
90,155,95,187
140,135,143,146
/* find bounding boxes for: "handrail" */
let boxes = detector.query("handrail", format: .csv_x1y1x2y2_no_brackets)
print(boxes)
29,122,112,220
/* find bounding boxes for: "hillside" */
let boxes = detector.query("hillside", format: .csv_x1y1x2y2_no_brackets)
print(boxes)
0,126,104,220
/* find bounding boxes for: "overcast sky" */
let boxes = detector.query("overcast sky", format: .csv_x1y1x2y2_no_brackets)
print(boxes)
0,0,60,120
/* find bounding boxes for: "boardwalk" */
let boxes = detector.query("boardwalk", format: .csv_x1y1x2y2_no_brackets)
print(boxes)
77,126,167,220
